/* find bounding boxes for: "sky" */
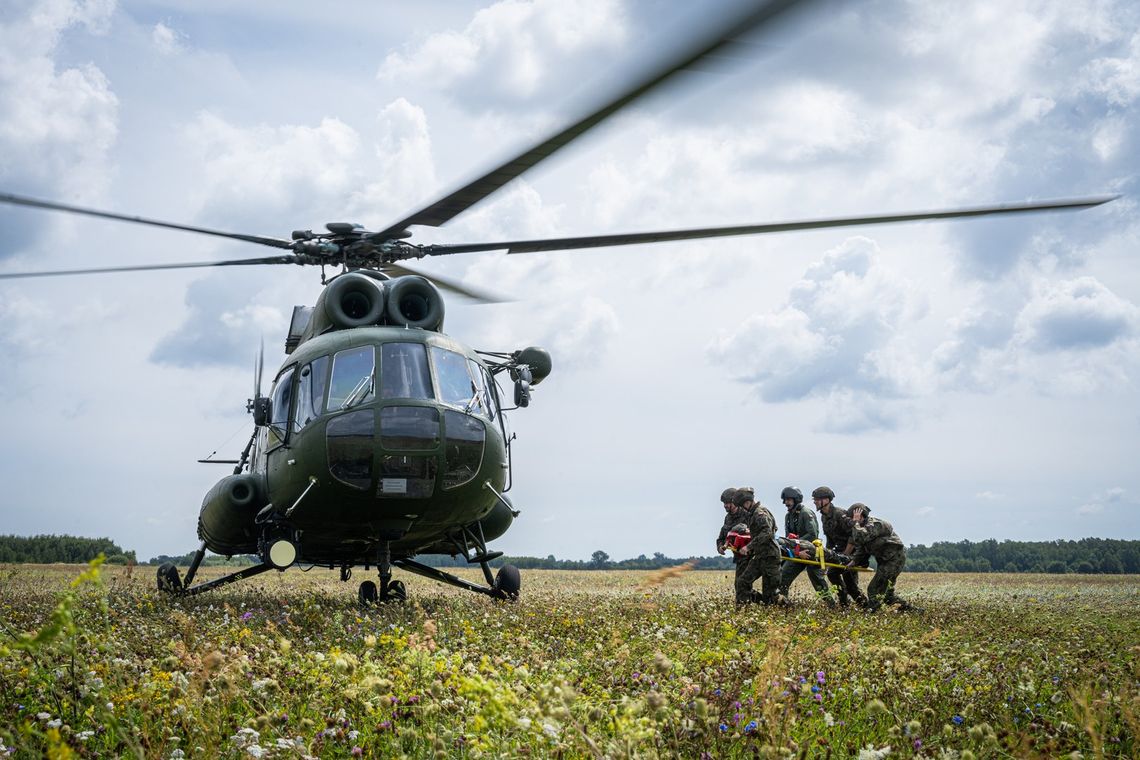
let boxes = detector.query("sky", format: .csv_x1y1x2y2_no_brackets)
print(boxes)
0,0,1138,564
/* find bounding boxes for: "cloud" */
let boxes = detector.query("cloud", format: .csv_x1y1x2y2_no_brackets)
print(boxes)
1016,276,1138,352
707,236,926,431
152,22,187,56
0,0,118,254
149,272,289,369
916,506,935,516
1077,503,1104,515
377,0,628,110
974,491,1003,501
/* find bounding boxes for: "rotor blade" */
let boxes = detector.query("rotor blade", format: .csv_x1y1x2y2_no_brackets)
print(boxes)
419,196,1119,255
0,254,305,279
255,338,265,401
0,192,295,249
381,262,512,304
375,0,811,238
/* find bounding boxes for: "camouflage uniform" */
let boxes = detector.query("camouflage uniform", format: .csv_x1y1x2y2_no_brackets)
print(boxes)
849,516,909,612
735,503,781,605
717,508,746,588
819,504,867,607
778,504,836,605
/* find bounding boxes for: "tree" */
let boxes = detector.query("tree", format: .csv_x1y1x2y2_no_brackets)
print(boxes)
590,550,611,568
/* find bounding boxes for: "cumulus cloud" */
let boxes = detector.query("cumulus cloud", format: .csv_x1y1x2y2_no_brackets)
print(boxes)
150,273,289,369
152,22,187,56
0,0,118,252
708,237,926,431
377,0,628,110
1015,276,1138,352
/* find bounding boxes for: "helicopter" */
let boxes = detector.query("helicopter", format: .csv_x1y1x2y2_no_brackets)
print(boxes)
0,0,1118,604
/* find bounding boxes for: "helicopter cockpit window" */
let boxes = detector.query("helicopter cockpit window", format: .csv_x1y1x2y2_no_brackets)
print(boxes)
380,343,433,400
380,406,440,450
293,355,329,432
442,409,485,490
328,346,374,410
466,358,494,420
268,366,295,447
431,347,477,409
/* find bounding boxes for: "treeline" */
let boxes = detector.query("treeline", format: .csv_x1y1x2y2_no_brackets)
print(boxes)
2,536,1138,574
0,535,135,565
905,538,1139,574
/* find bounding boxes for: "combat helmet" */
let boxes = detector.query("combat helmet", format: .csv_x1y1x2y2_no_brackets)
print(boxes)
720,487,738,504
811,486,835,500
780,486,803,505
732,487,756,507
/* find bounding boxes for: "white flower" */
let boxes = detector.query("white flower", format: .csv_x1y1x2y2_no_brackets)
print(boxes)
36,713,51,721
824,712,836,727
858,745,892,760
46,719,62,729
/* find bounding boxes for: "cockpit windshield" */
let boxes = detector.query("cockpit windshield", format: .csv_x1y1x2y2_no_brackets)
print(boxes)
328,346,374,410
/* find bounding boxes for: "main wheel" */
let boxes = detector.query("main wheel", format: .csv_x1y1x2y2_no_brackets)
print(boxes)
384,579,407,603
156,563,183,594
358,580,378,606
493,564,521,601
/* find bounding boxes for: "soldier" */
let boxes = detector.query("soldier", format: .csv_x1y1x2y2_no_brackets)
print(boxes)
777,486,837,606
812,486,867,607
845,503,918,613
733,488,781,605
715,487,740,557
715,487,743,590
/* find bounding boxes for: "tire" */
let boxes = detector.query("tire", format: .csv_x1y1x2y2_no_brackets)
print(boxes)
384,579,407,603
493,564,521,601
358,580,378,606
156,563,183,594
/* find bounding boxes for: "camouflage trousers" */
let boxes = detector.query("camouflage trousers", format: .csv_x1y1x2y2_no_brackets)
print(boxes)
826,566,867,606
866,549,906,611
736,551,781,605
779,560,837,606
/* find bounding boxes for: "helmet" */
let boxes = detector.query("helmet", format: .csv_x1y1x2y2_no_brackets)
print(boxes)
780,486,803,505
730,523,750,534
720,487,738,504
811,486,835,500
847,502,871,518
732,487,755,507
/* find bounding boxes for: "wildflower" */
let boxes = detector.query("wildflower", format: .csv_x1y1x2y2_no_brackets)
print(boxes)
913,739,922,751
718,723,729,733
952,715,964,725
241,611,254,621
857,744,892,760
868,699,888,715
352,748,363,757
744,720,757,733
824,712,835,727
817,671,826,684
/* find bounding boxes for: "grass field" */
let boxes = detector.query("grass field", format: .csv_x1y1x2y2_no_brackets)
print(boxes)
1,561,1137,758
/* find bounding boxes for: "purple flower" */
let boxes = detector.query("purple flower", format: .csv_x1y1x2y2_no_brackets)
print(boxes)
813,694,822,702
816,671,826,684
914,740,922,751
713,689,723,697
241,611,254,621
352,748,363,757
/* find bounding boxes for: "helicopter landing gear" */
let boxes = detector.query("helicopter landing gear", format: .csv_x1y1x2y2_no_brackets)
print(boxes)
392,558,522,601
356,543,409,605
357,578,407,606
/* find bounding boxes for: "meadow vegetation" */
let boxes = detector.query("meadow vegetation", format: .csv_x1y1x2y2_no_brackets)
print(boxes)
1,560,1137,758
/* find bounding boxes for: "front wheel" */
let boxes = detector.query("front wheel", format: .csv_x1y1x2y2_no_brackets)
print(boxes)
156,563,183,594
492,564,521,601
358,580,378,606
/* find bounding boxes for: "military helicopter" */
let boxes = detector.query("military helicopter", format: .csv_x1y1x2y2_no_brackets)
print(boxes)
0,0,1116,603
